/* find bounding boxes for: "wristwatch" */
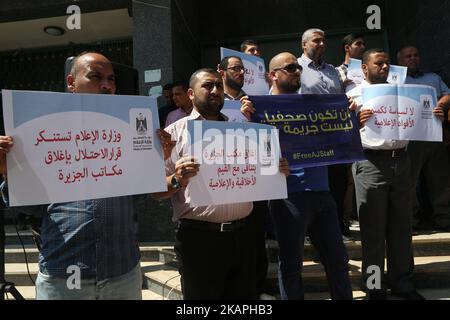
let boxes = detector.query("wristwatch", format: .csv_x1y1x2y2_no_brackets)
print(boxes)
171,174,181,189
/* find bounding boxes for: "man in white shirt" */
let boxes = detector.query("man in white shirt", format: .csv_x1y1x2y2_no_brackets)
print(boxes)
348,49,441,300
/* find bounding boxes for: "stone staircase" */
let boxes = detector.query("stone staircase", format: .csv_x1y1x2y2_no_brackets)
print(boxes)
3,224,450,300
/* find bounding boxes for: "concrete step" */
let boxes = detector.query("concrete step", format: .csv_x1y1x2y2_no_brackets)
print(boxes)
267,231,450,262
5,285,449,300
3,261,183,296
3,248,177,286
266,256,450,292
142,256,450,298
3,286,165,300
4,262,38,286
304,288,450,300
6,221,449,262
3,286,35,300
6,232,449,264
3,226,36,246
4,246,40,264
139,243,176,263
141,261,183,300
3,242,176,264
5,257,450,299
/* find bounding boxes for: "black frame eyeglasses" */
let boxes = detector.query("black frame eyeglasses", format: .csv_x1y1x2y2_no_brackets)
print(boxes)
227,66,245,73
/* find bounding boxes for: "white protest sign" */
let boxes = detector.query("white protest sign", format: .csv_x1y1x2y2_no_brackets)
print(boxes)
185,120,287,206
2,90,167,206
362,84,442,142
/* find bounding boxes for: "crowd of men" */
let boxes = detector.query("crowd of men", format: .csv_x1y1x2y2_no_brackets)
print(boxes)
1,27,449,301
158,29,449,301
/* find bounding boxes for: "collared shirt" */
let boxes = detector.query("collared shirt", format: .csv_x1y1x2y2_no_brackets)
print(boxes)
164,109,253,223
405,71,450,98
1,182,143,281
165,107,192,128
158,103,177,128
224,90,247,101
347,80,409,150
298,54,343,94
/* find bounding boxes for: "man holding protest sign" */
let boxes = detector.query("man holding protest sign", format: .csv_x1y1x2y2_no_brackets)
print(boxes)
220,53,274,300
156,68,289,300
0,52,174,300
347,49,443,300
241,52,353,300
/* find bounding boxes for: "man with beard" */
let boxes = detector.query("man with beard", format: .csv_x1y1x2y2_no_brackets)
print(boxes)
347,49,442,300
218,56,247,100
219,54,273,300
241,53,353,300
397,46,450,231
298,28,352,244
298,28,343,95
0,52,174,300
158,68,290,299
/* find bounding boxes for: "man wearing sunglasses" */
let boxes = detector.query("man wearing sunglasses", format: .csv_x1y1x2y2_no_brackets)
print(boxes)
241,52,353,300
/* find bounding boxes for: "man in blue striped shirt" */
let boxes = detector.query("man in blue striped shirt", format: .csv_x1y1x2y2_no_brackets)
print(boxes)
0,52,172,300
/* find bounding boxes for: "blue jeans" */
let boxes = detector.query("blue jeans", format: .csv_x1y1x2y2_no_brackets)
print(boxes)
36,263,142,300
269,191,352,300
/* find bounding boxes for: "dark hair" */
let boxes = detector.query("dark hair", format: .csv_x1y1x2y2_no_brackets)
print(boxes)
240,39,259,52
163,83,174,91
342,33,364,51
362,48,387,64
218,56,243,71
397,45,418,60
172,80,189,92
189,68,221,88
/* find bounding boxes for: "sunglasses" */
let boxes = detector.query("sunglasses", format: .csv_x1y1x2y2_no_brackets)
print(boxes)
273,63,302,73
